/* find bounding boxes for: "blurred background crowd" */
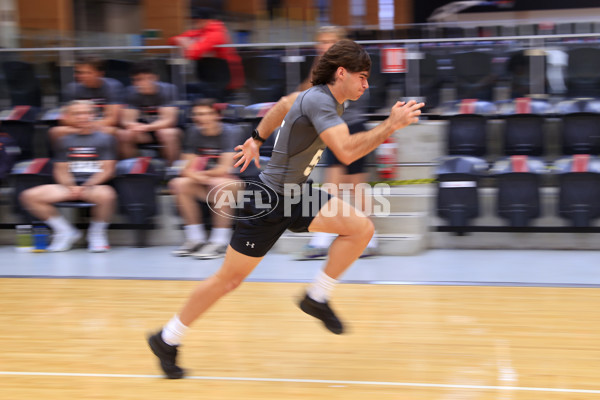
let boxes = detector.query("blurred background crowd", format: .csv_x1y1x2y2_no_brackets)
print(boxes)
3,0,600,256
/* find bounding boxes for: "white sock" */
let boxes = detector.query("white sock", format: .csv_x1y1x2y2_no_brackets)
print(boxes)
209,227,231,245
88,221,108,234
46,215,75,235
161,315,188,346
184,224,206,243
309,232,335,248
307,270,338,303
367,231,378,248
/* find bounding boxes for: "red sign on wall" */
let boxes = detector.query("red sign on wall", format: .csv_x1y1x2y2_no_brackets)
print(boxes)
381,48,407,73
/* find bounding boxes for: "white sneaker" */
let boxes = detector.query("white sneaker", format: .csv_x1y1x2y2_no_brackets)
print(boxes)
47,230,81,252
172,241,206,257
192,242,228,259
87,230,110,253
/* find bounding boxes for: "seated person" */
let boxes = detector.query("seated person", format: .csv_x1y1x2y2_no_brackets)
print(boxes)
170,99,242,259
50,56,124,142
20,100,118,252
118,61,182,165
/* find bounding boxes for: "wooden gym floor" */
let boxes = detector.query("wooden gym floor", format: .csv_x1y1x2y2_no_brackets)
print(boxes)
1,277,599,399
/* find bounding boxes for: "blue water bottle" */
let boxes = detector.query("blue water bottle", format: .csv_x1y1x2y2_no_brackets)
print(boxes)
33,225,49,252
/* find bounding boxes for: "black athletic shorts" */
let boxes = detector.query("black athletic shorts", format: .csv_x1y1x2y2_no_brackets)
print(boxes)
321,121,368,175
230,179,333,258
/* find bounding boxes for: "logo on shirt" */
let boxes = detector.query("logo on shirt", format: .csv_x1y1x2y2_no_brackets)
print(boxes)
68,146,101,174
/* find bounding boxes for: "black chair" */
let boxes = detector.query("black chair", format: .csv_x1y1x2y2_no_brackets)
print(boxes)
419,53,442,110
365,49,390,112
242,54,286,104
452,52,495,101
238,103,276,180
147,57,172,84
2,61,42,107
10,158,54,221
113,157,165,246
0,131,19,181
187,57,231,102
566,48,600,98
555,154,600,227
446,114,488,157
1,105,40,161
503,114,545,156
299,53,317,84
104,59,133,87
505,50,548,98
491,156,547,227
436,156,488,230
561,112,600,155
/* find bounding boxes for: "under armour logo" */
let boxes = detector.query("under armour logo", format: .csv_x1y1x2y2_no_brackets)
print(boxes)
246,241,255,248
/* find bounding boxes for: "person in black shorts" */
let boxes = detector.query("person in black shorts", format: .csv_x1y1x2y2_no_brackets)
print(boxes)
253,26,378,260
118,61,182,165
147,39,424,379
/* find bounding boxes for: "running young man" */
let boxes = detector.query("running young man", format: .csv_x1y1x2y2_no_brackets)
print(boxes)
148,39,424,379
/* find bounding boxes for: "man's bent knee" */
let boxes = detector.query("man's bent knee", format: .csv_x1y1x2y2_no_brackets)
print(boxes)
157,128,180,142
96,185,117,202
169,177,194,194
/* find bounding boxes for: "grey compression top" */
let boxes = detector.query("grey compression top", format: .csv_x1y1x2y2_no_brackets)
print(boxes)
259,84,345,194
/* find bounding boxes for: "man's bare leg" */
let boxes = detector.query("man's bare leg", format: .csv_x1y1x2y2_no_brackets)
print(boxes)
298,196,374,334
148,246,263,378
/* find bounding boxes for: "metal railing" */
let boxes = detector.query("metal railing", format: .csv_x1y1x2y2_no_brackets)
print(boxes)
1,31,600,110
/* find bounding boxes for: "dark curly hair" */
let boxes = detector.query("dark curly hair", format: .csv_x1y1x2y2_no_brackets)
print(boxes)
311,39,371,86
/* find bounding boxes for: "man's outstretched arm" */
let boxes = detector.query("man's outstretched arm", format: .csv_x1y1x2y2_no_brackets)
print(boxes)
320,100,424,165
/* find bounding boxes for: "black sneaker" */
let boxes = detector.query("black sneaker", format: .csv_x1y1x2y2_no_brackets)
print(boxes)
298,294,344,334
147,330,185,379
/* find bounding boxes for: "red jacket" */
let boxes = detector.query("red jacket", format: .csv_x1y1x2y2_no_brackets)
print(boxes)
169,21,245,90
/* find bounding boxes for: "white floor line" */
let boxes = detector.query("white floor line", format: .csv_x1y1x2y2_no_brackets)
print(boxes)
1,371,599,394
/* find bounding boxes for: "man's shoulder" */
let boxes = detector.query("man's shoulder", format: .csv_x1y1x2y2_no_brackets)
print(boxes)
101,77,124,90
298,86,336,111
156,81,177,98
302,85,333,100
65,81,83,94
124,85,139,98
221,122,242,134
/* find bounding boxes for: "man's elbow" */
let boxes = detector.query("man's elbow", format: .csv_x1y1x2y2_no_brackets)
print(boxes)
340,157,353,166
333,150,352,166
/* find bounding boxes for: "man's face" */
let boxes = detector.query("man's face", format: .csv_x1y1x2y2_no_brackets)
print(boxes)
343,69,370,101
316,32,341,56
192,105,219,132
68,103,94,131
132,73,157,95
74,64,103,87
